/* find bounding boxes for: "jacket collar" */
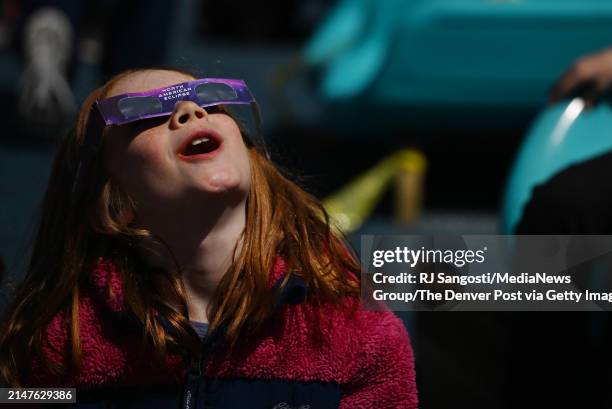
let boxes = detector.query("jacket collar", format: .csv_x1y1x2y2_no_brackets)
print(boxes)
88,255,308,314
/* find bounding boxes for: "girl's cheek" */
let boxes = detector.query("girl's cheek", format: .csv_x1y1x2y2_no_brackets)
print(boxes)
127,137,168,172
121,145,173,200
132,145,164,166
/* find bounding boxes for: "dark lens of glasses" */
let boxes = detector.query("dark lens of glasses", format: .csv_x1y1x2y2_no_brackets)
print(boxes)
118,96,163,119
195,83,238,102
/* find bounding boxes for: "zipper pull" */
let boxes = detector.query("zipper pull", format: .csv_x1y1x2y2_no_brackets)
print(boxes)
182,354,202,409
182,321,226,409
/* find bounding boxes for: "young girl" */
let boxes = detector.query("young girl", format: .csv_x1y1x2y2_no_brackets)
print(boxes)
0,68,417,408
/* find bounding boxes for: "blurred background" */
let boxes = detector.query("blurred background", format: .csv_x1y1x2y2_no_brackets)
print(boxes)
3,0,612,407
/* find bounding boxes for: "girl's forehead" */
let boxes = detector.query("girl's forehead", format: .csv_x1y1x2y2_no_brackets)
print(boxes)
107,70,195,98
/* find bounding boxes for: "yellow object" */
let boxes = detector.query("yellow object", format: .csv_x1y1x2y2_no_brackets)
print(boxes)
322,149,427,233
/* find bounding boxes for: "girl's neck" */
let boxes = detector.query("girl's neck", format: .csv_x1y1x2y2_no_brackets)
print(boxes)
135,196,247,323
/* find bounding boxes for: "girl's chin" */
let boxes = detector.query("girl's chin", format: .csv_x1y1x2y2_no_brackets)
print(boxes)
200,172,243,194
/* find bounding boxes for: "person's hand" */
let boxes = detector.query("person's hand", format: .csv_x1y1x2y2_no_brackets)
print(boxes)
549,46,612,108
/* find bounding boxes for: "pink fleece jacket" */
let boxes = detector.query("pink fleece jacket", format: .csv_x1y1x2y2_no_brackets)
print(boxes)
31,257,418,408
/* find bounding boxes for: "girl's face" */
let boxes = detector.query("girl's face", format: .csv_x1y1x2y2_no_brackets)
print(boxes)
102,70,252,217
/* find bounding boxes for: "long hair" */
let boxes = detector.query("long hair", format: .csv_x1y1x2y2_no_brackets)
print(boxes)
0,68,361,387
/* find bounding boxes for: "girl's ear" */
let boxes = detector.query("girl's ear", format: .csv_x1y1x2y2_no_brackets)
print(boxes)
113,184,138,228
117,207,136,227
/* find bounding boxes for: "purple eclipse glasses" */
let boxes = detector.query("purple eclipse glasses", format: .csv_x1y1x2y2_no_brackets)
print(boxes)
95,78,260,127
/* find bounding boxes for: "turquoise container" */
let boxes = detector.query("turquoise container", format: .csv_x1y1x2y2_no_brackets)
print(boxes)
502,99,612,234
304,0,612,131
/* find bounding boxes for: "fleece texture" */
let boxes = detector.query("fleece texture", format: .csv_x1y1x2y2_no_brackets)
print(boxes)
30,257,418,408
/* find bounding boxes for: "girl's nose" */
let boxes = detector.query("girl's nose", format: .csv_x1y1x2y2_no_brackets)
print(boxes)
170,101,208,128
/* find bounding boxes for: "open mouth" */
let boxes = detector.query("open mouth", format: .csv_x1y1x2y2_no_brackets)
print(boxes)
178,130,223,159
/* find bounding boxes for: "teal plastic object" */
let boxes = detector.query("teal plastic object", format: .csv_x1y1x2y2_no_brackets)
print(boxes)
305,0,402,100
502,99,612,234
304,0,612,128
